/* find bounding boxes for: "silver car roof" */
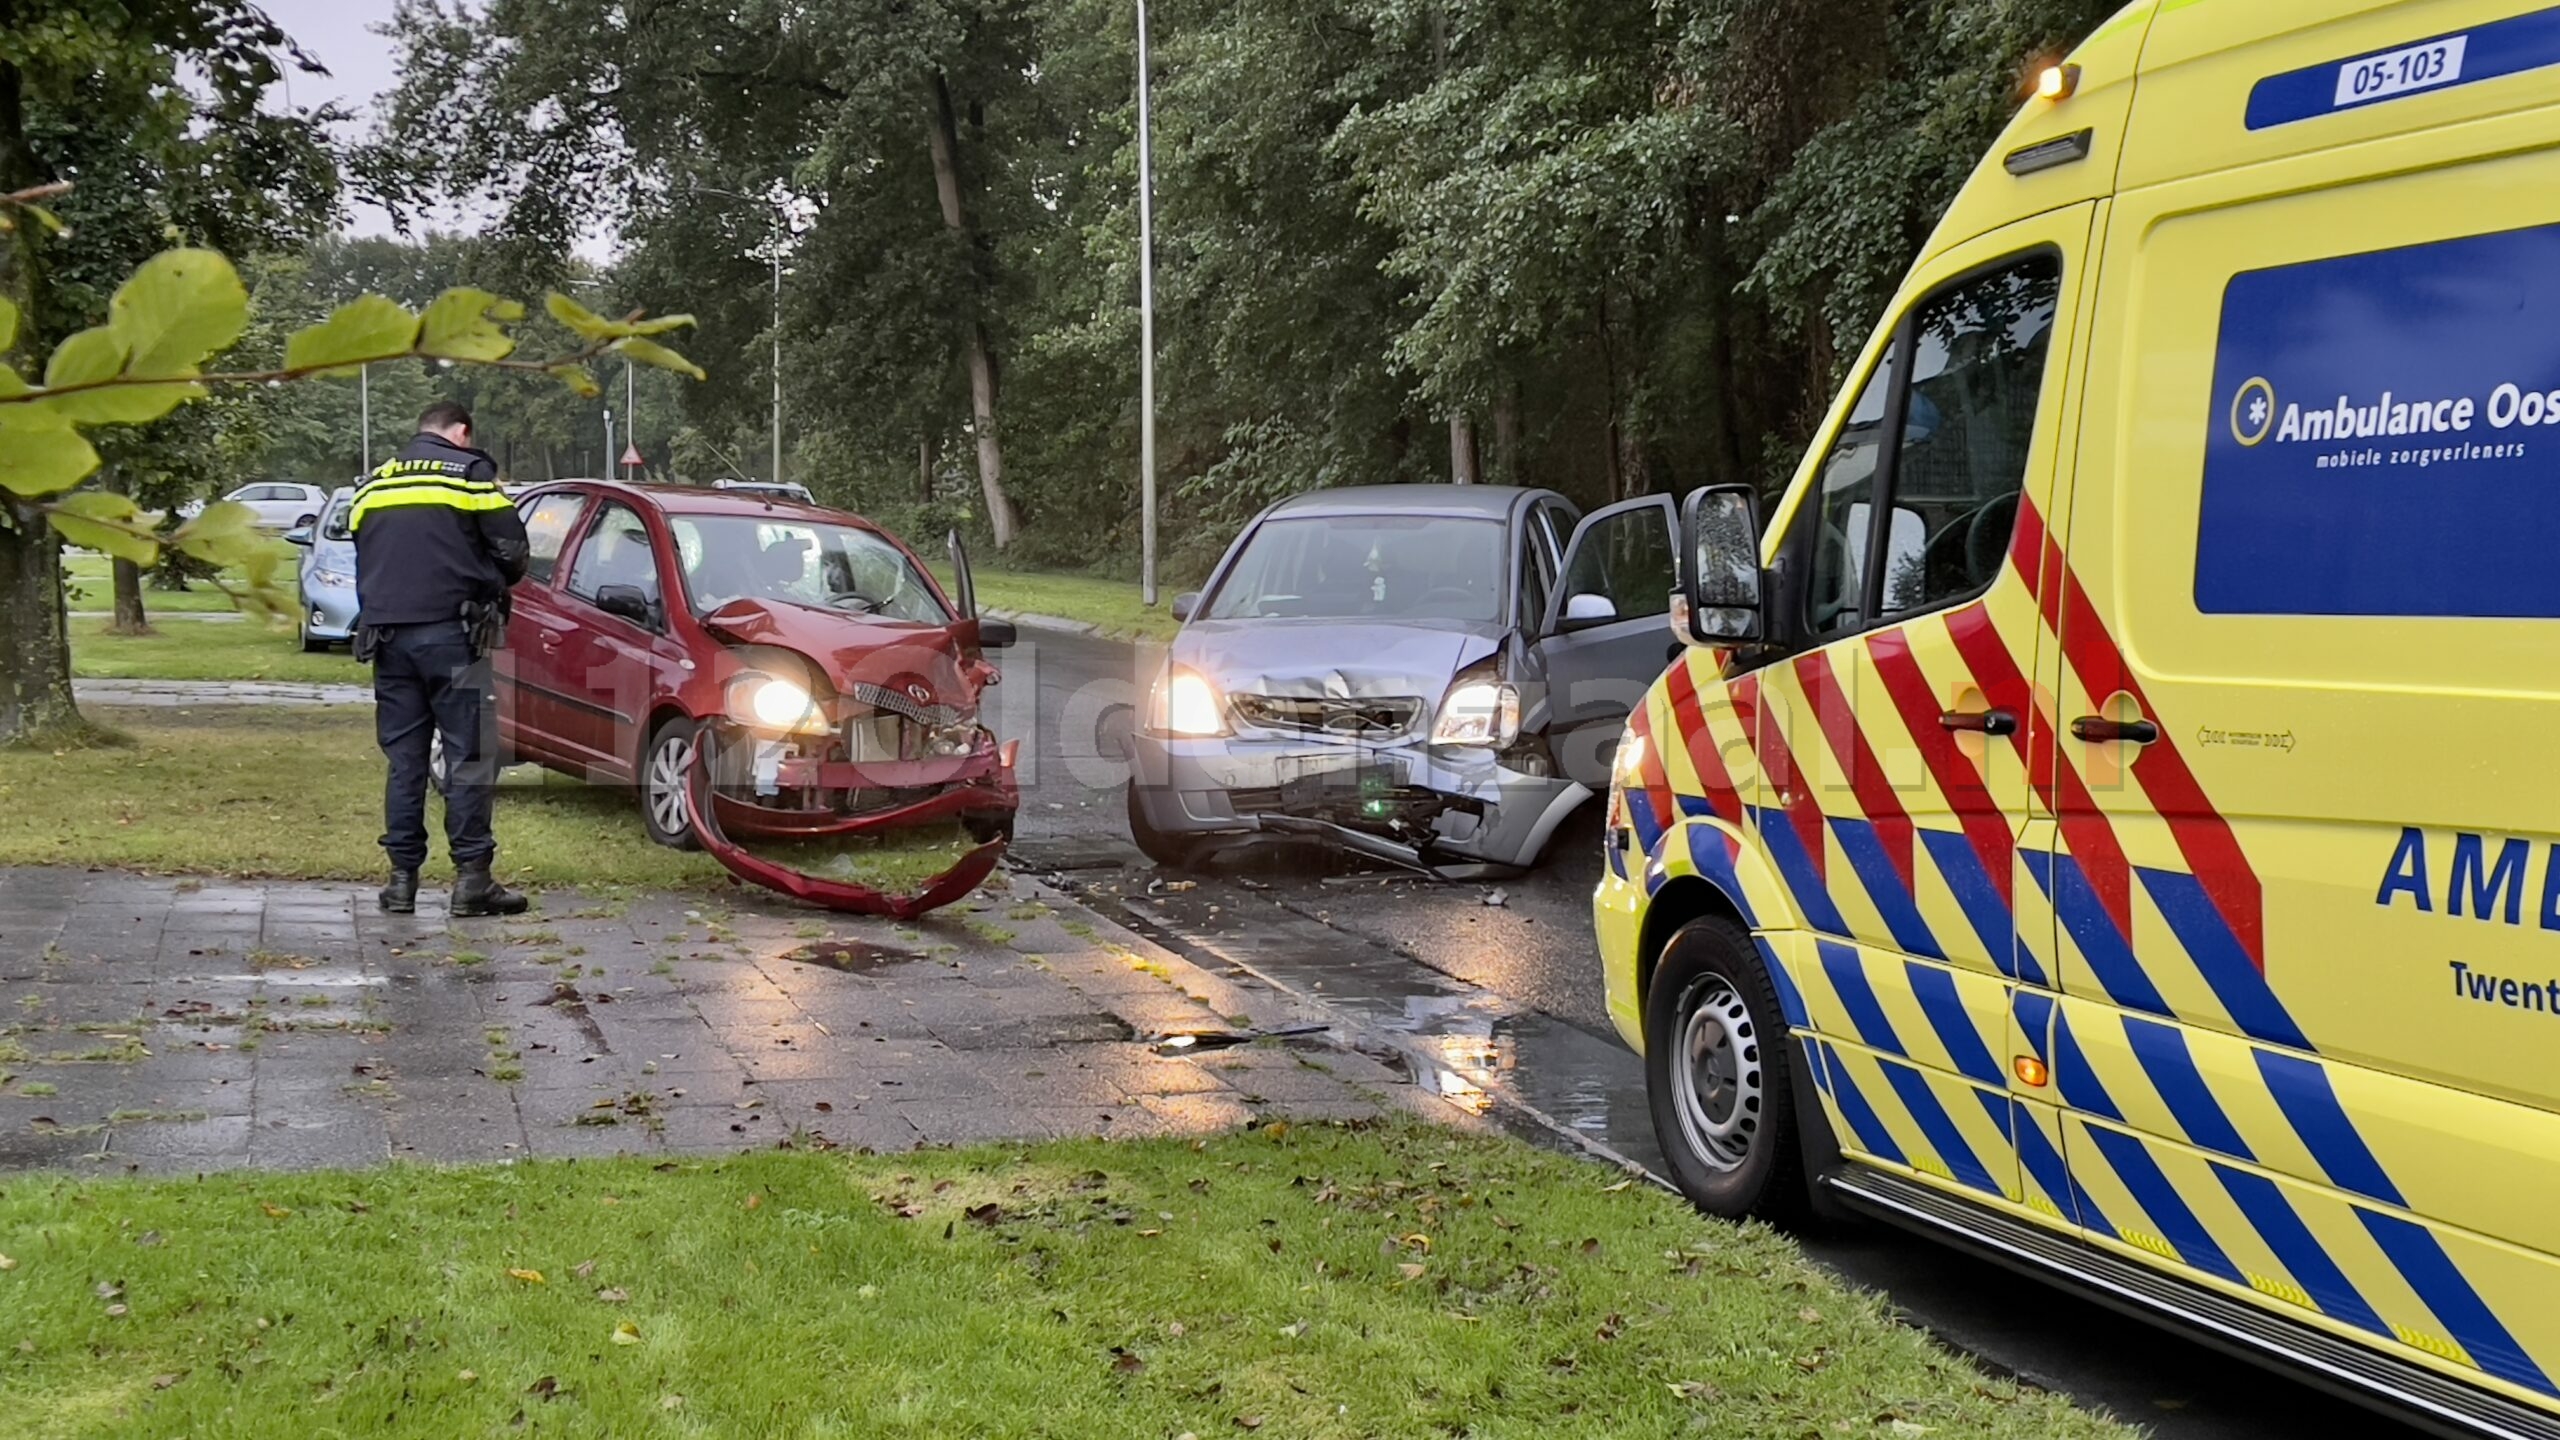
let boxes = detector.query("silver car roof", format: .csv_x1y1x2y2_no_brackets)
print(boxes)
1263,484,1543,521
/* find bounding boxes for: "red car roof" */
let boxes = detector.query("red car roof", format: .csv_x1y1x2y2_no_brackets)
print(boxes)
534,479,890,534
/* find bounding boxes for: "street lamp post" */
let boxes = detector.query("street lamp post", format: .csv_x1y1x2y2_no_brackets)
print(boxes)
1135,0,1159,608
689,185,787,487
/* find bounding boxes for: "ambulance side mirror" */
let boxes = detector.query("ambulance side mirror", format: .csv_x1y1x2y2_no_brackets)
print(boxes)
1678,484,1762,647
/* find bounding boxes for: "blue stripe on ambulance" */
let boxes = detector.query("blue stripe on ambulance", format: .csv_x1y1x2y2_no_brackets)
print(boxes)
2084,1124,2249,1287
1818,1040,1907,1165
1831,816,1947,960
2209,1162,2392,1339
1687,828,1759,928
1818,940,1906,1055
2023,851,2173,1018
2051,1008,2126,1122
2253,1050,2406,1207
1878,1058,2001,1196
2246,7,2560,132
2122,1014,2257,1162
1906,961,2005,1086
2008,1096,2113,1234
1750,805,1850,936
1920,829,2046,986
2359,1209,2559,1397
2139,867,2313,1051
1762,939,1810,1030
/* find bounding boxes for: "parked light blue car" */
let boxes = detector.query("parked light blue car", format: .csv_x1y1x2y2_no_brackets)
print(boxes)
285,487,359,652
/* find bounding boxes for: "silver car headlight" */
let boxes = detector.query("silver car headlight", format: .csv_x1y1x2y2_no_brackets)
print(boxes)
1432,671,1519,747
1146,666,1231,738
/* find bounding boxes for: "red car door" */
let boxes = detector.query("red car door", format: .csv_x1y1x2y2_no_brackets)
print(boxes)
499,489,596,769
552,499,684,780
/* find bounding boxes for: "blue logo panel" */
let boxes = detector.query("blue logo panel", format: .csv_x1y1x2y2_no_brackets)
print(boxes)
2247,7,2560,132
2197,223,2560,618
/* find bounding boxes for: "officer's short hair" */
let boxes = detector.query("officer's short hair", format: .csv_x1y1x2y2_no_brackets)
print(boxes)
419,400,473,435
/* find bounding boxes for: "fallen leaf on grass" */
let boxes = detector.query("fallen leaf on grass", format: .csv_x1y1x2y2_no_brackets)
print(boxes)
1110,1346,1145,1374
1601,1179,1633,1192
744,1193,763,1211
526,1375,561,1399
965,1203,1003,1226
1797,1307,1822,1324
1886,1423,1933,1437
506,1268,544,1285
610,1321,642,1346
1279,1321,1306,1339
94,1282,120,1300
151,1372,184,1390
661,1393,685,1410
104,1304,128,1318
260,1203,292,1219
0,1255,14,1271
1234,1417,1265,1431
572,1259,597,1280
1397,1263,1426,1280
457,1370,479,1384
1667,1380,1717,1400
595,1287,629,1304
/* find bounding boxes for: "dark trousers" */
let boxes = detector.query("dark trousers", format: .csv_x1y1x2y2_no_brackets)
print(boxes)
373,619,499,871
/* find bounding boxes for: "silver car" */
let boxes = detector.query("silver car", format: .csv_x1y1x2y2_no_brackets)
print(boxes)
1126,485,1683,877
286,487,359,651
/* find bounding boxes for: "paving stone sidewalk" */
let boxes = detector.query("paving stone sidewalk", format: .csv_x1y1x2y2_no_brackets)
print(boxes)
72,678,371,708
0,867,1419,1175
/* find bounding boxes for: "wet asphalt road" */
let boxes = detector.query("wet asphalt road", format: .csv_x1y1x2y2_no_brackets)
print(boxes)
993,627,2424,1440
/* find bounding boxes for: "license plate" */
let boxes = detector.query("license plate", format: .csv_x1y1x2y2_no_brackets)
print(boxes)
1276,752,1394,804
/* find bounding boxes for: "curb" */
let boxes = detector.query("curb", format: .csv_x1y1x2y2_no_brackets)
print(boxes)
982,606,1170,646
1005,871,1488,1133
1026,864,1662,1184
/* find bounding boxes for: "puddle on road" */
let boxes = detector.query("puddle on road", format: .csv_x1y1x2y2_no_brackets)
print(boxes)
783,939,924,974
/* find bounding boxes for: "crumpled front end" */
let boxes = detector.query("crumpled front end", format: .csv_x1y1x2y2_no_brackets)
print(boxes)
683,597,1019,915
1130,727,1587,879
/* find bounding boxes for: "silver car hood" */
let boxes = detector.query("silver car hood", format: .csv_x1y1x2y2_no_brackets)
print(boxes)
1175,617,1503,702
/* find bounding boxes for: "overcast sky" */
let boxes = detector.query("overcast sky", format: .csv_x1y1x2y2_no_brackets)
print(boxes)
261,0,609,250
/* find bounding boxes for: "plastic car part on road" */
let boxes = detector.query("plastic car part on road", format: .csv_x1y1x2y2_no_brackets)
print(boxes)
679,747,1006,919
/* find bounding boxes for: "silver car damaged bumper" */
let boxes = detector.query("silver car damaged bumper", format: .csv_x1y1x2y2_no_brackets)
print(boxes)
1128,731,1590,877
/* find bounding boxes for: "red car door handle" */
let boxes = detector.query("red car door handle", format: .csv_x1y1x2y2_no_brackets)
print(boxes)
2070,716,2158,745
1939,708,2017,737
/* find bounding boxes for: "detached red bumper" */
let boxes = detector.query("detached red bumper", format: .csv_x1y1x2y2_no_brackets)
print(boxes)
684,740,1019,919
707,747,1018,839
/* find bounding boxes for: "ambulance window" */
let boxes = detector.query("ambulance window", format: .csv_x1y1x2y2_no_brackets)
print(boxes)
1806,348,1901,636
1880,254,2059,618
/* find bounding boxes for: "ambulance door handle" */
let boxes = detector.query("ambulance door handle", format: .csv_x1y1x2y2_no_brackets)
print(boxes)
1939,707,2017,737
2070,716,2158,745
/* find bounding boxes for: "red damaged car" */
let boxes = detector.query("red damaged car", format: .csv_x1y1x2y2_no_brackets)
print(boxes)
493,481,1018,911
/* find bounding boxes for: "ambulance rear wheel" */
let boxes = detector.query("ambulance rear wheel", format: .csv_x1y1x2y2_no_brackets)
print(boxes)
1645,916,1807,1222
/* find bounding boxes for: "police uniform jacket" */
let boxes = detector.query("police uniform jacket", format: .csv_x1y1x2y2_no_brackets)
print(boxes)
351,433,531,625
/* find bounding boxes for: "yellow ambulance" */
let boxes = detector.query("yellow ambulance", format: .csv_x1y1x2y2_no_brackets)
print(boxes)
1598,2,2560,1431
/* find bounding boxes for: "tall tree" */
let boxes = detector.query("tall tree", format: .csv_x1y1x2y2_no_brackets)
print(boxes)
0,0,337,743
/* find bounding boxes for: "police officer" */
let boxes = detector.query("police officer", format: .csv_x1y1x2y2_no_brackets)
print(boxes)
351,401,532,916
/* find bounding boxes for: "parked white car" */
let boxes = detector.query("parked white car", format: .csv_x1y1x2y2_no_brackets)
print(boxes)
219,481,331,531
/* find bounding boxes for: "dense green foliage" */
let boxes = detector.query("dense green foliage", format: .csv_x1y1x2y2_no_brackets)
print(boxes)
374,0,2120,578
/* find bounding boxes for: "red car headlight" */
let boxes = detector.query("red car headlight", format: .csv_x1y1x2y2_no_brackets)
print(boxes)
725,673,830,735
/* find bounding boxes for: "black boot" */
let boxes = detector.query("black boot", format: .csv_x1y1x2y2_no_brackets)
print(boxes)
450,861,529,918
379,869,419,915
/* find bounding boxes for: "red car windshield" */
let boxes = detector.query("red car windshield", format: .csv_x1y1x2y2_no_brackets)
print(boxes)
669,514,952,625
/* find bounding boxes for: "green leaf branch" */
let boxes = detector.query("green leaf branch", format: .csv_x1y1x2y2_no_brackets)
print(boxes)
0,241,704,586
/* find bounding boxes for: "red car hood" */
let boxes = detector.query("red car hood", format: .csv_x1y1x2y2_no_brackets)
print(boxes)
698,596,996,710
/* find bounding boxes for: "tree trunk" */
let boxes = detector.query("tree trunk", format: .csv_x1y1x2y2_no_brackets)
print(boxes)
0,59,78,746
99,470,149,635
925,71,1019,549
920,433,936,503
1490,384,1521,485
1448,413,1479,484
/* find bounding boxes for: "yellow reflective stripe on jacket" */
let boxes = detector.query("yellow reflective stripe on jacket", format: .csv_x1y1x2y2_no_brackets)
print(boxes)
349,478,513,528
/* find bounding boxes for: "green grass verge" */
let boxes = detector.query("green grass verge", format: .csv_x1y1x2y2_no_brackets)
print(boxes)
943,566,1181,641
0,706,972,890
67,617,361,684
63,544,301,617
0,1122,2127,1440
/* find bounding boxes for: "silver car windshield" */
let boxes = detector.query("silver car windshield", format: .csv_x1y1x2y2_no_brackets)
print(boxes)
1205,515,1505,623
670,516,952,625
